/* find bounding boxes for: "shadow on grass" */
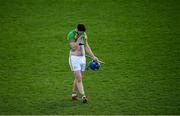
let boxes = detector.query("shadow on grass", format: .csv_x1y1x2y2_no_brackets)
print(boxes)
33,97,88,114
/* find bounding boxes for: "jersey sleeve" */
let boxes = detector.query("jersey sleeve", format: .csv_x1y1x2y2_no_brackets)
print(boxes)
67,31,75,42
84,32,88,42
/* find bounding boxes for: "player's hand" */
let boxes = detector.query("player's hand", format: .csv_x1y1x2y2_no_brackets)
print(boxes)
77,35,84,43
79,35,84,39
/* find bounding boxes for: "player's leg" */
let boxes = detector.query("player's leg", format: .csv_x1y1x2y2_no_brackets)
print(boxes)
79,56,87,103
71,79,78,100
81,71,84,77
80,71,88,103
69,56,79,100
72,79,78,93
74,71,85,97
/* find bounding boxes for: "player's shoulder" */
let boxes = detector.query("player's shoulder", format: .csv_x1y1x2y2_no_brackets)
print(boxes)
67,29,76,39
84,32,88,40
84,32,87,35
68,29,76,36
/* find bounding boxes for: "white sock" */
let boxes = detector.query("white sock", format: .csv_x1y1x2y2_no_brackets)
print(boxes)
81,93,85,97
72,91,77,97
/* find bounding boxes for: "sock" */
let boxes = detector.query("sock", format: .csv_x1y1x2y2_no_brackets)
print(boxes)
72,91,77,97
81,92,85,97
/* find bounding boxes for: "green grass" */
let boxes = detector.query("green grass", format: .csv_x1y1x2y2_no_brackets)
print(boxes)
0,0,180,114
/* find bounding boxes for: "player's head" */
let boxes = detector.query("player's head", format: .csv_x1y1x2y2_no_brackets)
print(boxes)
77,24,86,34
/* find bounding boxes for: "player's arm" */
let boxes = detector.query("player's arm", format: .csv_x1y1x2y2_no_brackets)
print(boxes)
69,40,78,51
85,39,98,61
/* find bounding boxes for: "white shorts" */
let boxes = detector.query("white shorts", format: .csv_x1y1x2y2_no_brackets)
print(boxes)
69,55,86,71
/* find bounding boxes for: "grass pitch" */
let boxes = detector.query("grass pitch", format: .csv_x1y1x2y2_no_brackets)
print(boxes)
0,0,179,114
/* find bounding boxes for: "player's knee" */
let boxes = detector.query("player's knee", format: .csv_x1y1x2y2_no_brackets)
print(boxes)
75,76,82,83
74,71,82,81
